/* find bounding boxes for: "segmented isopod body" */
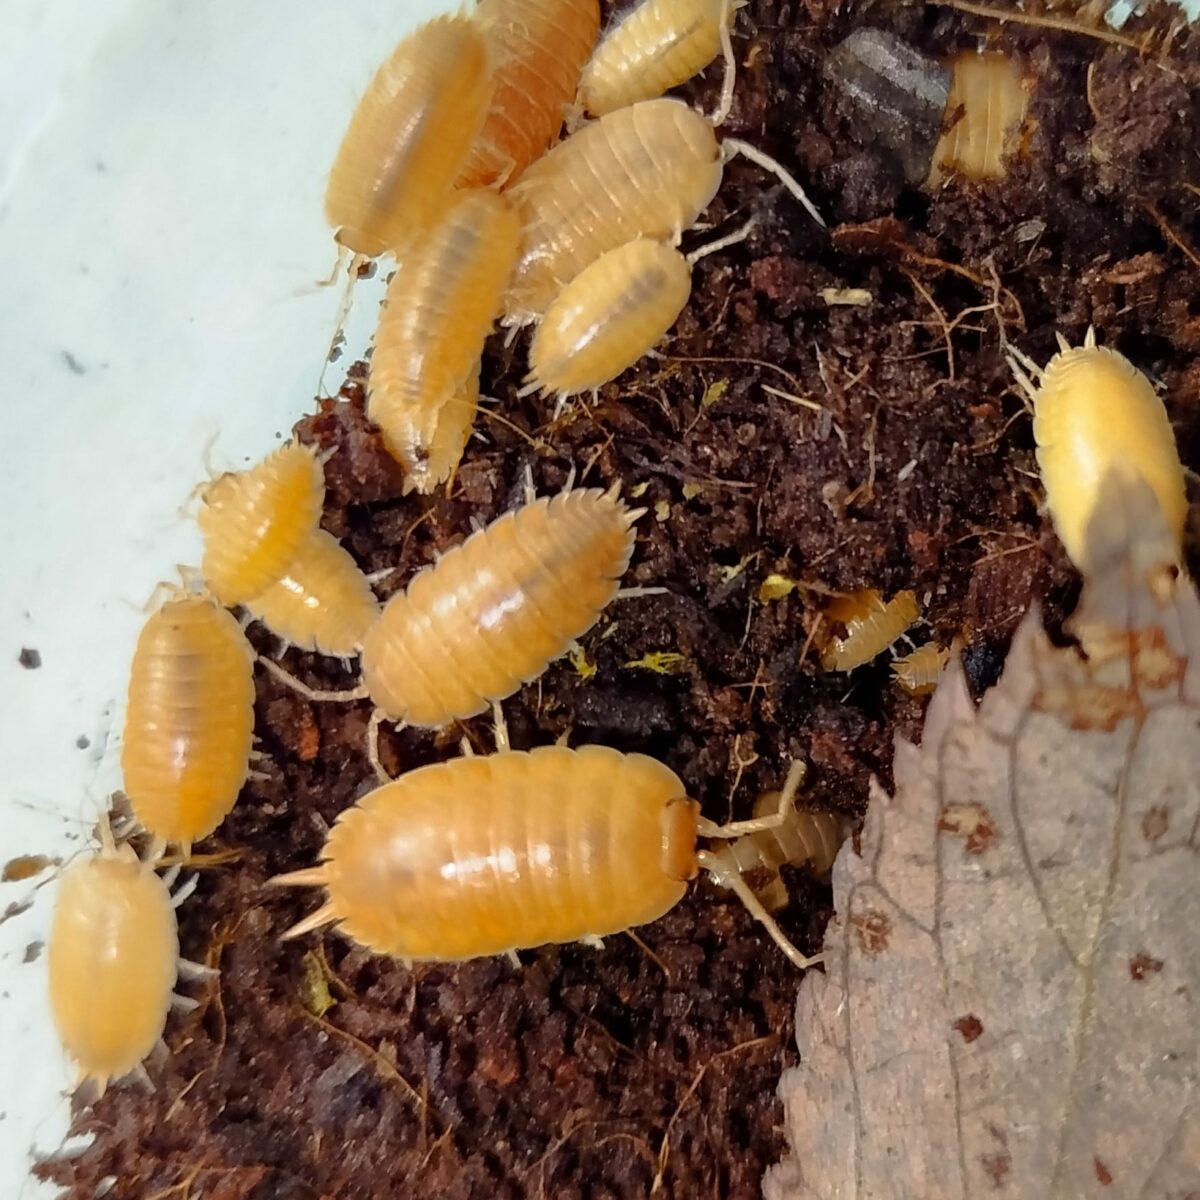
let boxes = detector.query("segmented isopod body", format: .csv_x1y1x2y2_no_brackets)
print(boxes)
457,0,600,189
49,844,182,1093
578,0,734,117
891,642,949,696
820,588,920,672
360,488,637,727
246,530,379,658
504,98,723,324
122,596,256,854
390,371,481,497
1010,330,1187,572
527,239,692,395
714,787,846,911
199,442,325,606
325,16,492,258
928,51,1028,186
369,191,520,484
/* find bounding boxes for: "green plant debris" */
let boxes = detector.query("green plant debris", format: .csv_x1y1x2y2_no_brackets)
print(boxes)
569,644,597,680
701,378,730,410
654,500,671,521
719,551,760,584
624,651,687,674
629,481,650,499
759,574,798,601
301,950,337,1018
682,482,704,500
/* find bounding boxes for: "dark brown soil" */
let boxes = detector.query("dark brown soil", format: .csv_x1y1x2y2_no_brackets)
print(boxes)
40,3,1200,1198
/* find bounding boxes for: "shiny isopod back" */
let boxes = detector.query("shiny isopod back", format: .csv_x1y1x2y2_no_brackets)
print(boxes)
457,0,600,189
122,595,256,854
360,486,638,727
198,441,325,606
325,16,492,258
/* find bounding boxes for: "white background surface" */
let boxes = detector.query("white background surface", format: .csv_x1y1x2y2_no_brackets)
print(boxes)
0,1,449,1192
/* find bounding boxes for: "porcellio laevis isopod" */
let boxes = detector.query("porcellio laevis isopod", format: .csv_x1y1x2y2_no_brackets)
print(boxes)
271,745,818,968
820,588,920,672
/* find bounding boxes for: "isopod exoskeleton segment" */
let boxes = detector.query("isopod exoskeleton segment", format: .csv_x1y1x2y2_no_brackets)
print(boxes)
325,16,493,258
457,0,601,189
198,442,325,607
121,596,256,855
820,588,920,672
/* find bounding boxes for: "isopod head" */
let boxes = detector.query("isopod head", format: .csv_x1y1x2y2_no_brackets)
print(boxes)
49,845,179,1094
199,442,325,606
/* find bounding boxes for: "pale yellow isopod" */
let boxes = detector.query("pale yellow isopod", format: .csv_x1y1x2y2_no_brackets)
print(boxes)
48,832,213,1098
928,51,1030,187
325,16,492,258
578,0,738,117
122,595,257,856
1009,329,1188,573
245,529,380,659
271,746,818,968
457,0,601,189
820,588,920,672
891,642,950,697
368,191,520,487
198,442,325,607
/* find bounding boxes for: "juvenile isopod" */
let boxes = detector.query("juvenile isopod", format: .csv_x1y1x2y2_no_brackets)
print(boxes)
122,595,256,855
891,642,950,697
457,0,601,189
271,745,818,968
325,16,492,258
928,51,1029,187
503,96,822,325
369,191,520,486
1008,329,1187,573
577,0,738,117
709,773,847,912
360,486,639,728
820,588,920,672
245,529,380,658
49,829,213,1098
198,442,325,607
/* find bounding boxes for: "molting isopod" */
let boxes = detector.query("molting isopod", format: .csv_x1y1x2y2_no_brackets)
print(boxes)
360,487,638,727
1009,329,1187,573
246,529,380,658
198,442,325,607
368,191,520,486
121,596,256,855
820,588,920,672
457,0,601,189
325,16,492,258
578,0,736,117
271,745,817,967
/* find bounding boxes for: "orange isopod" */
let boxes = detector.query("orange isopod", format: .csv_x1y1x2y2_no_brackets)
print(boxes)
272,745,816,967
360,486,638,727
526,239,692,396
369,191,520,487
578,0,736,117
246,529,380,659
891,642,950,696
325,16,493,258
198,442,325,607
820,588,920,672
457,0,601,189
49,835,211,1097
122,595,257,855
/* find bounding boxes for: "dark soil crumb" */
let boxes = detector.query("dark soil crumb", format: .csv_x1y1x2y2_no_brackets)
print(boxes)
42,3,1200,1199
2,855,57,883
18,647,41,669
23,940,43,964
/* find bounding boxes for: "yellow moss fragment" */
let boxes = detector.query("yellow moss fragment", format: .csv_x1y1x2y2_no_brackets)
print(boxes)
623,651,687,674
301,950,337,1018
569,644,597,680
701,378,730,410
682,483,703,500
759,574,798,602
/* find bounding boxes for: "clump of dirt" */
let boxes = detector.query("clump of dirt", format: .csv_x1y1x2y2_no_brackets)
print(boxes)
40,3,1200,1198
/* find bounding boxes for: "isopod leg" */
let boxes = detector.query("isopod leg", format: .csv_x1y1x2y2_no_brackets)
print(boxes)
709,0,738,128
696,760,806,838
696,849,821,970
177,958,219,982
257,656,370,703
492,700,511,752
170,874,199,909
687,214,758,265
615,586,670,599
722,138,825,228
367,707,392,783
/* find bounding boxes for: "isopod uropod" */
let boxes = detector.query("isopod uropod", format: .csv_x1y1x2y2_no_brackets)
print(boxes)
121,595,257,855
325,16,492,258
820,588,920,672
360,487,639,728
457,0,601,189
1009,329,1187,573
198,442,325,607
271,745,817,968
246,529,380,659
369,190,520,487
49,832,211,1097
577,0,737,117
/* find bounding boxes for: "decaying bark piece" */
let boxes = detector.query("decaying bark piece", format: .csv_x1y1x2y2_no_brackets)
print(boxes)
769,478,1200,1199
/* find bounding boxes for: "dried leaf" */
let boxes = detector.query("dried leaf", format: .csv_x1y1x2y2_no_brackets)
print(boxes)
770,477,1200,1199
